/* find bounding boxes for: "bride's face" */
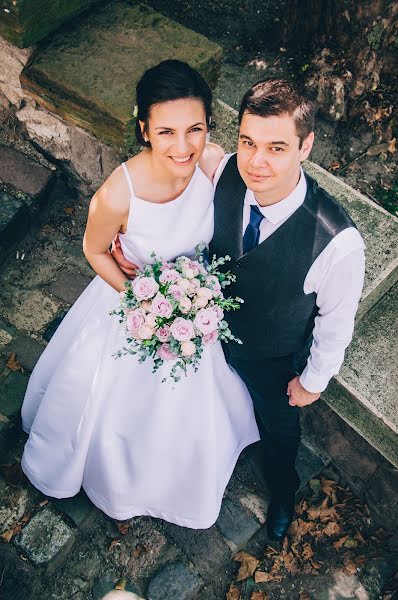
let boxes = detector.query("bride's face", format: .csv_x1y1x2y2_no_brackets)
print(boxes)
141,98,207,176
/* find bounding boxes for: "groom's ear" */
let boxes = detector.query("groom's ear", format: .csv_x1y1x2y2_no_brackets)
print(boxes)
300,132,314,162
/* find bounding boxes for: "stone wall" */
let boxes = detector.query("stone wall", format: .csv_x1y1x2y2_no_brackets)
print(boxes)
0,35,121,195
301,400,398,531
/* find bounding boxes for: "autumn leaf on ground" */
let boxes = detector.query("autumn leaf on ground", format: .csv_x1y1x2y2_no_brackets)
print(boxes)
323,521,342,537
288,518,314,541
226,584,241,600
115,522,131,535
234,551,259,582
319,506,339,523
366,143,389,156
254,571,283,583
343,536,359,549
343,557,358,574
354,555,367,566
0,529,14,543
300,591,311,600
321,479,336,497
115,578,127,590
6,352,24,373
329,161,341,172
108,538,121,550
64,207,75,215
388,138,396,153
354,532,366,544
296,499,308,515
333,535,349,550
301,542,314,561
251,592,269,600
131,543,146,559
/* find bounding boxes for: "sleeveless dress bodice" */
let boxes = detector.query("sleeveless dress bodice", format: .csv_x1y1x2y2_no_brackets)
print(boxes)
118,164,214,267
20,162,259,529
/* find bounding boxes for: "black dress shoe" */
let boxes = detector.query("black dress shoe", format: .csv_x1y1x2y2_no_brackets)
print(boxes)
266,495,295,541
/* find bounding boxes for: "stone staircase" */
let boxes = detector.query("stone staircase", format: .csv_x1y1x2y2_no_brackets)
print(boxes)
0,2,397,599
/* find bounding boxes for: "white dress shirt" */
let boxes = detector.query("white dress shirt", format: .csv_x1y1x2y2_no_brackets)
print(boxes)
214,154,366,393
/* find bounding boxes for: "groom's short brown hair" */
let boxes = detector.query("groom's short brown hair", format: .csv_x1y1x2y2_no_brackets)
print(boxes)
238,79,316,148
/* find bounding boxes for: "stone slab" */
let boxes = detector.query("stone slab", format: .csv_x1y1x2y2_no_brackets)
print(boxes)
21,1,222,148
147,561,203,600
212,100,398,321
48,271,91,305
0,370,29,418
3,289,61,334
216,498,261,550
0,146,54,198
0,0,103,48
0,190,29,254
6,335,45,372
322,284,398,468
14,507,75,564
53,492,93,526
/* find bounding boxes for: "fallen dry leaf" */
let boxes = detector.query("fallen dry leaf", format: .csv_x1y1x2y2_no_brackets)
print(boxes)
288,518,314,541
343,536,359,549
6,352,24,373
38,499,49,508
251,592,269,600
354,532,366,544
115,522,131,535
343,557,358,574
321,479,336,497
366,143,389,156
234,551,259,582
300,592,311,600
329,160,341,172
302,542,314,561
388,138,396,153
333,535,349,550
323,521,342,537
131,543,146,559
115,578,127,590
0,529,14,543
226,584,241,600
108,538,121,550
64,207,75,215
254,571,283,583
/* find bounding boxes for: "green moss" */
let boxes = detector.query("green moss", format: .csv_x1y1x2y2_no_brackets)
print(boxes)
367,23,384,49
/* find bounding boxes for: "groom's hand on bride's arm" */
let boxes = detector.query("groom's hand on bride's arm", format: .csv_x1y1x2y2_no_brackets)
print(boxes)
111,235,138,278
287,376,320,407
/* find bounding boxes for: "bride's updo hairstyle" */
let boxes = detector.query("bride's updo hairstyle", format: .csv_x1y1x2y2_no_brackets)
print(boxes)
135,60,213,148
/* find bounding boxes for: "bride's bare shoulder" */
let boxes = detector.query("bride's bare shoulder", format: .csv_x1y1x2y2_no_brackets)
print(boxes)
199,143,225,181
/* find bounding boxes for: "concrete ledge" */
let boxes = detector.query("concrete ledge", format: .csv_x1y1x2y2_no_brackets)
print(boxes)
21,1,222,148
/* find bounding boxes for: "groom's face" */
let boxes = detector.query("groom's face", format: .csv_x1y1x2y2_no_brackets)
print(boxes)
237,111,314,205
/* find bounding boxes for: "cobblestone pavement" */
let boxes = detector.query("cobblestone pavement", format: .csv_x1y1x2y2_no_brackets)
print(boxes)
1,146,398,600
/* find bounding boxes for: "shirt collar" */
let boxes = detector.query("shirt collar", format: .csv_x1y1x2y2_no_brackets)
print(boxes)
246,167,307,224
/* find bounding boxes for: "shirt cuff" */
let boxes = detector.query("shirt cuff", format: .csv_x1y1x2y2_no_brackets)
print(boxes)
299,366,332,394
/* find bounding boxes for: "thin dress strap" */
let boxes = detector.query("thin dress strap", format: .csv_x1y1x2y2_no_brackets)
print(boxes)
121,162,134,198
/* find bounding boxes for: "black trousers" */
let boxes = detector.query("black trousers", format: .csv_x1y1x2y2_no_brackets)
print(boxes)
227,351,308,498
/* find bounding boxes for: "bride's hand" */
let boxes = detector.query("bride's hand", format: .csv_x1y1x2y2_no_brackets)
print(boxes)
111,235,138,279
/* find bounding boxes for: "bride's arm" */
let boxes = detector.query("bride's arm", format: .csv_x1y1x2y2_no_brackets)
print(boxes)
199,142,224,182
83,174,130,293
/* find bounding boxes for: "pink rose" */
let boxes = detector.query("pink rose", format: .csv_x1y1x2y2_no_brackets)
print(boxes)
145,313,157,328
194,308,219,335
170,317,195,341
157,343,176,361
181,340,196,356
177,279,191,291
179,297,192,314
137,324,154,340
188,278,201,293
159,269,181,284
203,330,218,345
150,293,173,318
132,276,159,301
197,287,213,300
212,304,224,321
127,308,146,334
188,261,201,276
156,325,171,342
169,284,184,300
194,296,208,309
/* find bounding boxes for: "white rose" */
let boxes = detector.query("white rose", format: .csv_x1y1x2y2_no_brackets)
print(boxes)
145,313,157,328
197,287,213,300
183,268,195,280
194,296,208,308
179,297,192,314
137,325,154,339
177,278,191,290
180,340,196,356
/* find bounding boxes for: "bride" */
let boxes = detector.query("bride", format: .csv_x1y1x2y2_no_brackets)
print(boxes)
21,60,259,529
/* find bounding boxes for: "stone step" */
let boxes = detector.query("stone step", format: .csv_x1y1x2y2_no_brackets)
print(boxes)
211,99,398,468
0,0,102,48
0,145,55,266
324,283,398,468
20,1,222,149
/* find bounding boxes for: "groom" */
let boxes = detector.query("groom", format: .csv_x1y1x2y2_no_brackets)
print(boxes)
114,78,365,540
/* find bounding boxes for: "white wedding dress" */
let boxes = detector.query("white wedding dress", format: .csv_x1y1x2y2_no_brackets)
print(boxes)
21,163,260,529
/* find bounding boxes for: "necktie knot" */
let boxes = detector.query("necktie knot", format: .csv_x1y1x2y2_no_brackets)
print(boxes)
243,204,265,254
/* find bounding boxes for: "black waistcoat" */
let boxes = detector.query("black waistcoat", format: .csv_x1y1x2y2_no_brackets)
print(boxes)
209,154,357,360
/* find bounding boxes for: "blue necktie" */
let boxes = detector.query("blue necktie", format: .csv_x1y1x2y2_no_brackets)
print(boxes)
243,205,265,254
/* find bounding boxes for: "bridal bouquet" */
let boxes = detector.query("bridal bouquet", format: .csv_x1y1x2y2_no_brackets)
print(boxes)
112,247,243,383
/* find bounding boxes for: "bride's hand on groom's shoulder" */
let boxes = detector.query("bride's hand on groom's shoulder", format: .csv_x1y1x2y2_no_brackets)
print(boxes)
111,235,138,279
287,376,320,408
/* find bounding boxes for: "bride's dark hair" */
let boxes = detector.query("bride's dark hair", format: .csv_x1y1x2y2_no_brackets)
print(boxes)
135,60,213,148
